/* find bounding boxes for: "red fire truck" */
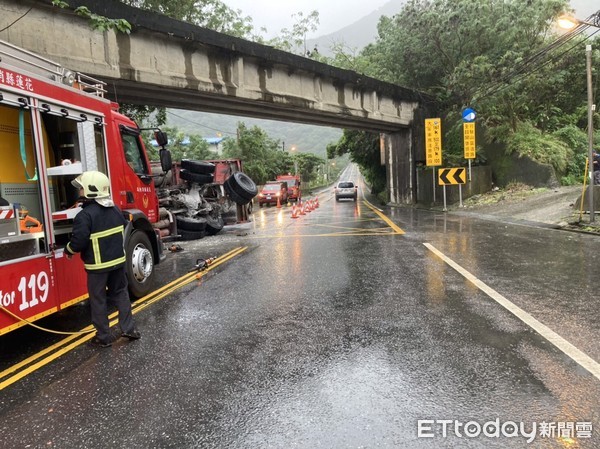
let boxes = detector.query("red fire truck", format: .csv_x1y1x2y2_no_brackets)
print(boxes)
276,174,301,201
0,40,175,336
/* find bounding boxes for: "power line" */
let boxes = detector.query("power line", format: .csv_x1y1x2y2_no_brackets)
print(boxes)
476,28,599,101
473,24,595,100
166,110,237,136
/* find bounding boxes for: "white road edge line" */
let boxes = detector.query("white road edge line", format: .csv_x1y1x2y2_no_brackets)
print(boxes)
424,242,600,382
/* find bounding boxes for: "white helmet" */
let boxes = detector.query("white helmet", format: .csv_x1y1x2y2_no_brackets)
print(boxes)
71,171,111,199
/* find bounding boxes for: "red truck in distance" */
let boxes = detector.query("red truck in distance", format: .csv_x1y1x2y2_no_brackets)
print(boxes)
276,174,301,201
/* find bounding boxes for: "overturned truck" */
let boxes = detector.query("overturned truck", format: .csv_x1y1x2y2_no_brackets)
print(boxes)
151,149,258,240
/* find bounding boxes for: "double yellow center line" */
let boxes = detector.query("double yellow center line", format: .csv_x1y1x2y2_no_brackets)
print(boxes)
0,246,247,391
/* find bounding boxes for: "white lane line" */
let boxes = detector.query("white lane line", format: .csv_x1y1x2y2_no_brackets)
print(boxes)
424,243,600,382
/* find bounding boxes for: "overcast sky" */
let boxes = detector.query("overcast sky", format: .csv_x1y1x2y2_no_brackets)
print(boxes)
223,0,391,38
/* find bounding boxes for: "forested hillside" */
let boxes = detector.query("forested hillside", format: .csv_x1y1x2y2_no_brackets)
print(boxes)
121,0,598,196
166,109,342,158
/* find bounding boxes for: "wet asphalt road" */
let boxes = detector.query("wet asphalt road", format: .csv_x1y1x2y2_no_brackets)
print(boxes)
1,166,600,448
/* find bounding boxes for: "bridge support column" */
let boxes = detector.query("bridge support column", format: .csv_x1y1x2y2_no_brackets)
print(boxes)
383,129,415,205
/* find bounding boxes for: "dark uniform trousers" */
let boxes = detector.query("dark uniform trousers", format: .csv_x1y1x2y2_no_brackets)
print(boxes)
87,267,135,343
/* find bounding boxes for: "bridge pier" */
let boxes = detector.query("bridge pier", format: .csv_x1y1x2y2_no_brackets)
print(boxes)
383,129,416,205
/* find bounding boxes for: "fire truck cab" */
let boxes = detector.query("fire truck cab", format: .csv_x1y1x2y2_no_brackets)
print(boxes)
0,40,165,336
276,174,301,201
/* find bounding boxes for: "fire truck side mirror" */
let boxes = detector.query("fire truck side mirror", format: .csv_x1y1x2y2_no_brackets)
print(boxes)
155,130,168,147
159,148,172,173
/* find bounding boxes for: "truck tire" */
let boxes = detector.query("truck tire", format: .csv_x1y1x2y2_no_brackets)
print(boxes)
205,215,224,235
180,169,214,185
179,229,205,241
181,159,216,175
176,215,207,232
225,187,248,206
224,172,257,203
125,230,155,298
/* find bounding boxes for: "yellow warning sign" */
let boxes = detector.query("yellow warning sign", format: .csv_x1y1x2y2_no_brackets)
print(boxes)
425,118,442,166
438,167,467,185
463,122,476,159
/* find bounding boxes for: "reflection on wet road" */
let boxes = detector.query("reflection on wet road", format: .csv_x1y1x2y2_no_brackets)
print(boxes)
1,167,599,448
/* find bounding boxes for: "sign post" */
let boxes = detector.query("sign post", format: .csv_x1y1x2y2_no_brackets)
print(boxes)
462,108,476,182
425,118,442,203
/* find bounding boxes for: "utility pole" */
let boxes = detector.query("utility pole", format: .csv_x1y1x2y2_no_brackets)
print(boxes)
586,44,595,222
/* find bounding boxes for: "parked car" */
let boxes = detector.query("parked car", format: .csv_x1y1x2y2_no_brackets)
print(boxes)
257,181,288,206
335,181,358,201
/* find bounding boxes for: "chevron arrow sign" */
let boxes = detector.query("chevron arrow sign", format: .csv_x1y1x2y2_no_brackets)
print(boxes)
438,168,466,185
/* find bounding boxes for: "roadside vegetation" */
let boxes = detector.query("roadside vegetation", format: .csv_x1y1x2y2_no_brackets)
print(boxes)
55,0,599,198
321,0,599,198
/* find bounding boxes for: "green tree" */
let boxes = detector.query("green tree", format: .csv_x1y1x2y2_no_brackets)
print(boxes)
119,0,320,49
324,0,598,186
52,0,132,33
120,0,255,38
149,126,212,162
293,152,325,183
222,123,292,184
362,0,570,104
119,104,167,128
327,130,385,195
266,11,320,55
220,123,324,184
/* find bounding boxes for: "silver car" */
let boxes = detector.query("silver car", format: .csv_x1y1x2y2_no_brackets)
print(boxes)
335,181,357,201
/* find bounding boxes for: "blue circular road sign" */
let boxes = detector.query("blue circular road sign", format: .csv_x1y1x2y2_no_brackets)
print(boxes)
462,108,476,122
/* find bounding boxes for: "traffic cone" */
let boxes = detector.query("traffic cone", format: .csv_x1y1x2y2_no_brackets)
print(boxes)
314,196,319,208
299,200,306,215
291,204,299,218
306,199,313,212
276,195,282,208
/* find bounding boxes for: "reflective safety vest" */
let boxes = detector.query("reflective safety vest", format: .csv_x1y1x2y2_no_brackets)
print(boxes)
65,200,127,272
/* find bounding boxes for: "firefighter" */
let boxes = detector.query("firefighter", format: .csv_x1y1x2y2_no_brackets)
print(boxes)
65,171,141,347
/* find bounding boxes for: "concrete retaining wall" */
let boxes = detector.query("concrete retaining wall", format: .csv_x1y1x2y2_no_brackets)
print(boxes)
483,140,560,188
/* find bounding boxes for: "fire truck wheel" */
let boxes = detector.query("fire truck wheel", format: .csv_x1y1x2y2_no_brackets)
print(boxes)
224,172,257,202
176,215,207,232
180,169,214,185
126,231,155,298
181,159,216,175
179,229,205,241
205,215,224,235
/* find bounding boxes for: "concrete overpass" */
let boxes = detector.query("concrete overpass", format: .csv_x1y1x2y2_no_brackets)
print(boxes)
0,0,433,204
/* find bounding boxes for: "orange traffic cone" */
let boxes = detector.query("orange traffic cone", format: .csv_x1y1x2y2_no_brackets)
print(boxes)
314,196,319,208
276,195,282,208
306,199,313,212
291,204,299,218
299,200,306,215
